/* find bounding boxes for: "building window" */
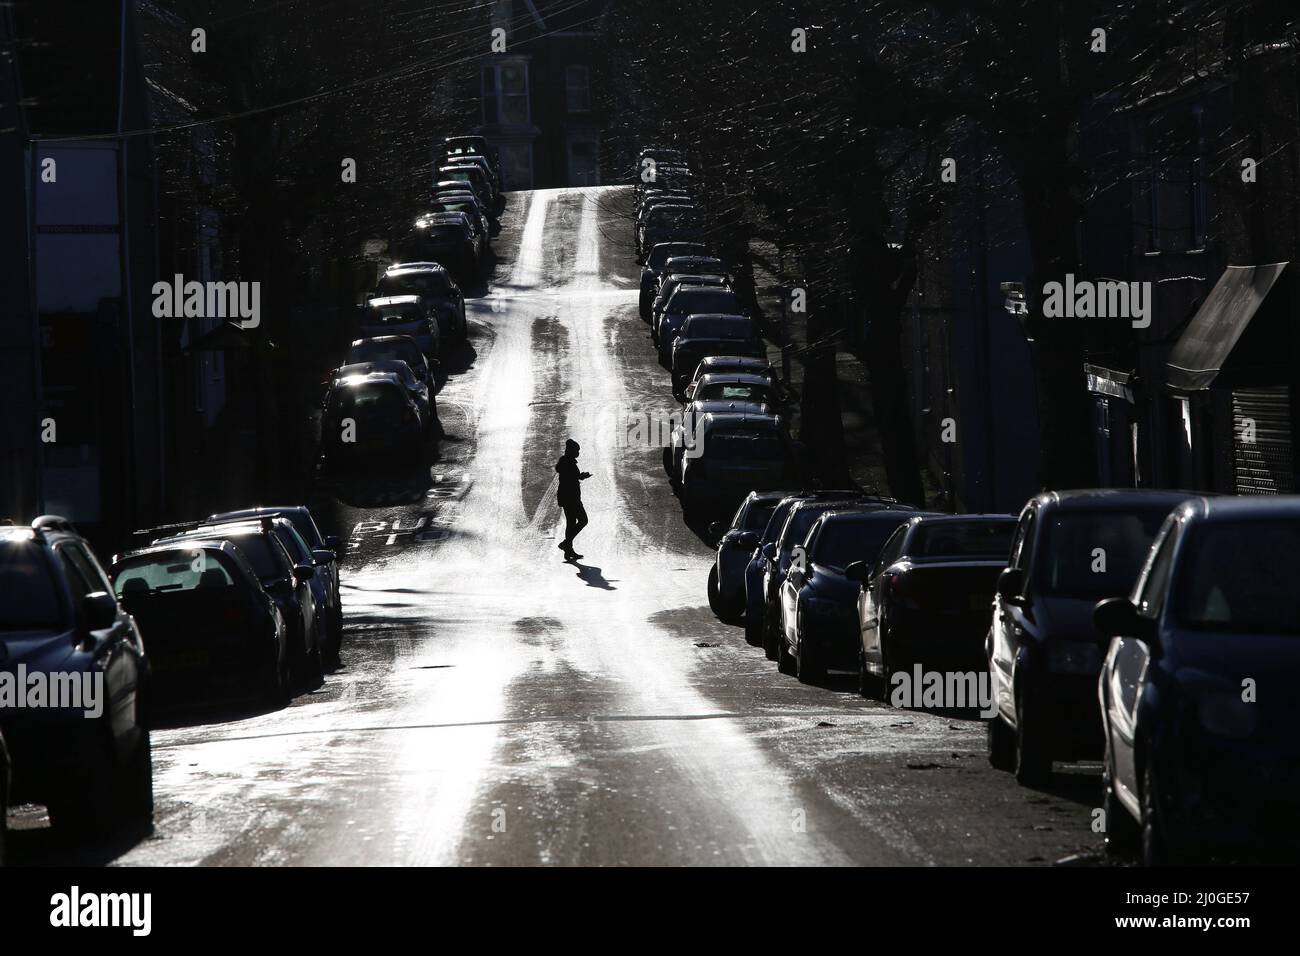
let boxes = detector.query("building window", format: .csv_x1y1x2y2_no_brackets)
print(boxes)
565,65,591,113
567,136,599,186
481,61,530,126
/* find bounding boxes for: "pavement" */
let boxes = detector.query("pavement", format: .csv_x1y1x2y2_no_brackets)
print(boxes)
8,186,1109,867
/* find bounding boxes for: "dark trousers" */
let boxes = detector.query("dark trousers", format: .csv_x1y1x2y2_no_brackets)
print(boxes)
561,500,588,548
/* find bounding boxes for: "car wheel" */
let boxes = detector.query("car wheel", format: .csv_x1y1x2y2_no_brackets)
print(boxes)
47,736,117,840
120,727,154,825
303,641,325,691
795,630,824,685
761,606,780,661
662,446,674,477
1013,692,1052,785
986,714,1015,771
707,566,724,618
858,647,885,700
1140,758,1182,866
1102,748,1139,858
743,608,763,647
776,629,796,675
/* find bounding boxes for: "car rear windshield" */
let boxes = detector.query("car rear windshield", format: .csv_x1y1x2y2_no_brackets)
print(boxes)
1175,519,1300,633
708,431,782,460
683,318,751,339
349,343,422,369
648,245,707,267
377,272,450,297
0,538,66,629
698,383,771,404
222,535,288,580
1037,509,1170,598
114,551,237,595
332,383,408,417
367,305,422,325
424,225,467,240
814,517,911,572
670,291,739,315
911,521,1015,559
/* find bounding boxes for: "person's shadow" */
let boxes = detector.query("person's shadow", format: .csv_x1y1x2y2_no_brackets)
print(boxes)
567,558,617,590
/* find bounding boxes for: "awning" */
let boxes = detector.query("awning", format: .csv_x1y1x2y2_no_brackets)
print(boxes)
1165,262,1289,391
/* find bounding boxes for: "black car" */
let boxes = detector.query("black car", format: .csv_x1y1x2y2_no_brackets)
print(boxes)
1095,495,1300,864
853,514,1016,697
374,262,467,342
639,242,713,320
0,516,152,838
332,361,436,436
0,727,9,864
428,193,492,247
404,213,479,279
319,369,426,468
207,506,343,668
778,508,920,683
670,313,763,395
112,540,290,707
986,489,1196,785
154,519,325,689
346,335,435,390
438,135,501,186
707,490,788,624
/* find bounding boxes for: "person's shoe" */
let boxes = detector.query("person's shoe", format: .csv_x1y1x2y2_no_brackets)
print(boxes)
557,541,570,552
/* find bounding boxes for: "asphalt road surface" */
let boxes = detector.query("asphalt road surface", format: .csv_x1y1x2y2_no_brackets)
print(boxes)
12,187,1109,866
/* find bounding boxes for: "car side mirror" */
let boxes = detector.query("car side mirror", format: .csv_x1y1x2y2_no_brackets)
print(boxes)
736,531,759,551
312,549,336,566
1093,597,1154,641
996,567,1026,604
844,561,869,583
708,520,725,538
83,591,118,630
325,535,342,551
788,568,805,588
292,564,315,582
761,542,776,561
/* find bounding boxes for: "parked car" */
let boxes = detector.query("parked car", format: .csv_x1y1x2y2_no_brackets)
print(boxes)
374,262,467,343
444,155,499,200
637,194,697,228
112,540,289,707
428,192,492,246
685,356,779,400
154,518,325,689
0,517,152,838
346,335,434,391
639,242,712,320
678,412,800,517
707,491,789,623
853,514,1016,697
688,372,781,409
986,489,1195,785
666,398,776,482
320,368,426,468
1094,495,1300,864
332,361,435,437
637,203,703,262
779,507,920,683
439,135,501,187
670,314,764,394
658,290,745,366
206,505,344,668
651,275,731,345
760,495,899,659
436,164,494,213
358,295,440,362
405,213,479,279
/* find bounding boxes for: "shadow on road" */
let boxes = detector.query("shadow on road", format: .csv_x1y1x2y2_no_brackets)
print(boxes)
7,814,154,867
568,560,617,590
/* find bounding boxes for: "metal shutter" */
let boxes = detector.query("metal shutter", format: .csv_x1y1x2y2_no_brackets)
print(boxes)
1232,386,1294,494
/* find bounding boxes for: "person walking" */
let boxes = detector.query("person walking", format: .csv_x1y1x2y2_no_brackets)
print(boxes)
556,438,591,560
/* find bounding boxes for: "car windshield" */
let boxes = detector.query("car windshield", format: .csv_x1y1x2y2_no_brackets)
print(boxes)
113,551,236,595
424,225,466,240
708,431,782,460
740,501,778,532
1037,509,1170,598
669,291,739,315
814,518,910,572
0,537,66,629
911,521,1015,559
377,272,449,297
762,500,800,545
367,305,421,325
698,383,771,403
1175,519,1300,633
332,383,407,417
272,524,313,564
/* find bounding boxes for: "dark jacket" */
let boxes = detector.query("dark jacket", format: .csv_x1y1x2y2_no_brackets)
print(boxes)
556,454,581,505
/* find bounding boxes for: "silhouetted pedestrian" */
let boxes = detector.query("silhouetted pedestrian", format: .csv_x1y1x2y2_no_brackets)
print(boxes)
556,438,591,560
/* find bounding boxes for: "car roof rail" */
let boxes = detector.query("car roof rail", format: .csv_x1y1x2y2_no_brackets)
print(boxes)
32,514,77,534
